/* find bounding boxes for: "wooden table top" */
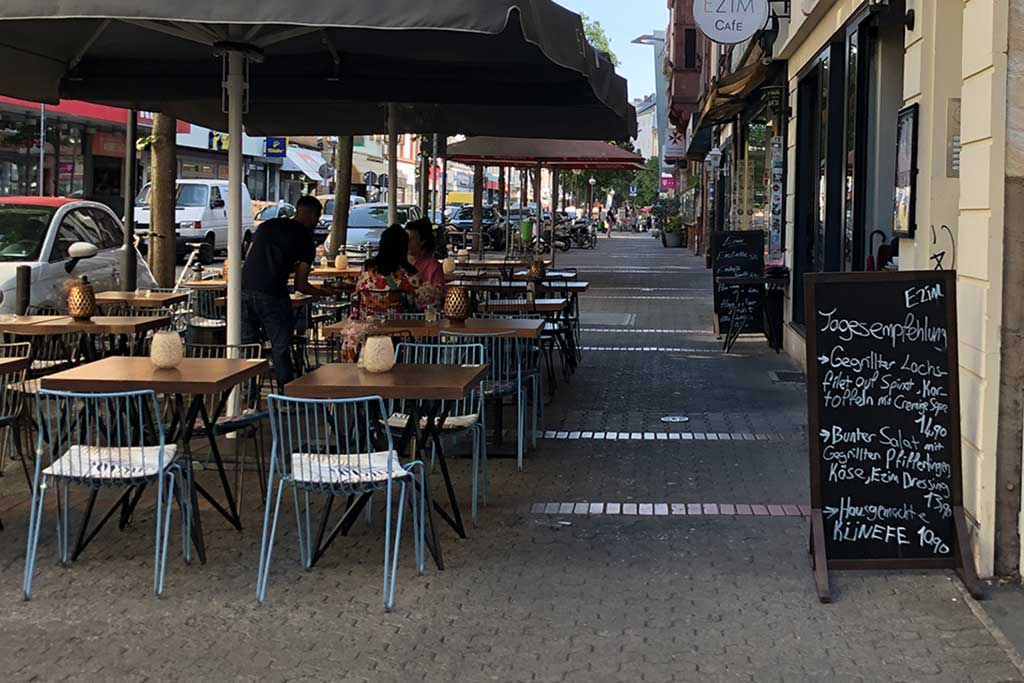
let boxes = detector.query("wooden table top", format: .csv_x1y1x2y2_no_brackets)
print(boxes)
0,356,32,375
310,266,362,278
511,270,577,281
448,280,590,293
286,363,488,401
214,293,314,309
0,315,171,336
323,316,544,340
95,290,190,308
41,356,268,394
478,298,568,314
182,279,228,290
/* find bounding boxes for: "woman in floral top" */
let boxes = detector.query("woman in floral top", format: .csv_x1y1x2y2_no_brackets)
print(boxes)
338,224,441,361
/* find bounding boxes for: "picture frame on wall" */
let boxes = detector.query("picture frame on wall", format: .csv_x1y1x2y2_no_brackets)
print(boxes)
893,103,919,237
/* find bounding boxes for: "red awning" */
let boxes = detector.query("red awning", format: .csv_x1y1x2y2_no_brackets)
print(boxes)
445,137,644,170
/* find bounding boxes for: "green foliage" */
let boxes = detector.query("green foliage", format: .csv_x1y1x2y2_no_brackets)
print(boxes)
580,12,619,67
633,157,660,207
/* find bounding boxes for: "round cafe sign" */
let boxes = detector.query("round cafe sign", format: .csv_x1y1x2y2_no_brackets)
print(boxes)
693,0,770,45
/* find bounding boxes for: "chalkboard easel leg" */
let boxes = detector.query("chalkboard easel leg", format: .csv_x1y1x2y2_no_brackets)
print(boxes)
953,506,985,600
810,510,832,603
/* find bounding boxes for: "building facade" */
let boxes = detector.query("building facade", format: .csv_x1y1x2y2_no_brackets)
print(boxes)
677,0,1024,579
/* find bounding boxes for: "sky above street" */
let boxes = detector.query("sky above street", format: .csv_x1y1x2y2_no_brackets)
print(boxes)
558,0,670,101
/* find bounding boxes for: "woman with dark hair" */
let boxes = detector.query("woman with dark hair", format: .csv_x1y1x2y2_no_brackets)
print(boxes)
339,224,441,361
406,217,445,288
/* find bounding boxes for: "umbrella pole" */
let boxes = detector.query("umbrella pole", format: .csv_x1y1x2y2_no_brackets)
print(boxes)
387,103,398,225
122,110,138,291
226,50,244,353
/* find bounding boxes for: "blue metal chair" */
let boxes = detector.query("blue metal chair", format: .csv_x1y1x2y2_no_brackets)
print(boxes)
439,331,528,470
391,342,487,525
23,389,184,599
474,314,544,450
256,394,425,611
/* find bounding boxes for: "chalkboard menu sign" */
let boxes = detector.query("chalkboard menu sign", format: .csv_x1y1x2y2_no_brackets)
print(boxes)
711,231,764,334
805,270,980,602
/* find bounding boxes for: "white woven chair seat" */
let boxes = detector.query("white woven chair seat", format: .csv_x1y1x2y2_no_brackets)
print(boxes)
43,444,177,480
291,450,407,485
387,412,480,431
31,359,68,370
9,378,41,394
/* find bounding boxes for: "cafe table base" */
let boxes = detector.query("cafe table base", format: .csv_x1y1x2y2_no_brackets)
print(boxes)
307,399,465,571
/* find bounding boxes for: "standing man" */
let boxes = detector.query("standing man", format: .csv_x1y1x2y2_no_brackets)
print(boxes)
241,195,339,390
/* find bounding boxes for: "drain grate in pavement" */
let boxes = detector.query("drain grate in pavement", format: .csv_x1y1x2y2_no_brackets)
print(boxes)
541,430,785,441
530,502,808,517
770,371,806,383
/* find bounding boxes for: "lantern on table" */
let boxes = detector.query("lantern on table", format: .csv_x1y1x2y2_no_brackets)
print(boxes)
67,275,96,320
335,253,349,270
442,256,457,275
443,285,471,322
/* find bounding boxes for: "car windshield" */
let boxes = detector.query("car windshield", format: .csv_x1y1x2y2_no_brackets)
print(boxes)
0,206,54,262
323,199,334,215
134,184,210,208
349,206,411,228
256,205,277,220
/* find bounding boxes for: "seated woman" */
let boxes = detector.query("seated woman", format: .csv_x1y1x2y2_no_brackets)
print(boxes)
405,217,445,289
338,225,441,361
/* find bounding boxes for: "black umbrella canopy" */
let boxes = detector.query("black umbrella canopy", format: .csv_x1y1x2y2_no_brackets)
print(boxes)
0,0,636,139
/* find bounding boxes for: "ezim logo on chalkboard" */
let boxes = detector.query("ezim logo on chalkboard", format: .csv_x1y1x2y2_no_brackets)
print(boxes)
693,0,770,45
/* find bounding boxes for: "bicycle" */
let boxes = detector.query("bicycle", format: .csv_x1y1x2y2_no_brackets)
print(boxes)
174,241,211,290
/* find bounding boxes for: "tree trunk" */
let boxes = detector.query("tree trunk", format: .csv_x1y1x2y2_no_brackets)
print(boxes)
329,135,354,256
472,164,483,253
148,114,177,288
497,166,506,213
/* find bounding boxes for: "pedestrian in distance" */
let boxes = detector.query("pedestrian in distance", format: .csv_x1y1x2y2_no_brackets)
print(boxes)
240,194,341,391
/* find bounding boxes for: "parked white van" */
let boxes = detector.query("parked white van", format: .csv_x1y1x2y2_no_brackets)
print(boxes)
0,197,156,313
133,179,255,263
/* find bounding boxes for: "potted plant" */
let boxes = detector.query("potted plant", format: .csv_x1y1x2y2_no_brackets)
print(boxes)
661,216,685,248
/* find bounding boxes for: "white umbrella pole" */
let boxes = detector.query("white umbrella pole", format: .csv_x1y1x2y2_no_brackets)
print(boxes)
387,103,398,225
226,49,244,353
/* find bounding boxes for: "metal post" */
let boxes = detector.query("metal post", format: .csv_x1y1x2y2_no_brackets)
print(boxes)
121,112,138,290
431,134,439,221
387,104,399,225
226,50,244,351
15,266,30,315
37,105,45,196
534,162,543,256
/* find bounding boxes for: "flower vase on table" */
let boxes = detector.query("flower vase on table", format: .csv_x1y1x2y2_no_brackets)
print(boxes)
362,336,395,373
150,330,184,369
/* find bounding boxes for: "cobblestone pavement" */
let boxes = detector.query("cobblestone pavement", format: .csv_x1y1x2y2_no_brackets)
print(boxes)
0,234,1021,682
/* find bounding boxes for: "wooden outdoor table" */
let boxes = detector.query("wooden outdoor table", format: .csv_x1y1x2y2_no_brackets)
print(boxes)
30,315,171,336
95,290,190,309
287,362,490,567
310,266,362,278
478,298,568,314
182,279,227,290
214,293,314,310
448,279,590,293
322,316,544,340
42,356,269,563
0,355,32,375
511,269,577,280
0,315,71,334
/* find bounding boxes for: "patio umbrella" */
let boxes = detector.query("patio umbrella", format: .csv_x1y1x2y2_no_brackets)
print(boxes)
445,137,644,260
0,1,636,348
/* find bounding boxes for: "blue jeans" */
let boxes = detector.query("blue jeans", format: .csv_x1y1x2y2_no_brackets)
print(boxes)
241,290,295,391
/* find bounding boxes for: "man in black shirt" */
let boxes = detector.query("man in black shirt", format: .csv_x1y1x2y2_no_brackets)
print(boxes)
241,195,338,390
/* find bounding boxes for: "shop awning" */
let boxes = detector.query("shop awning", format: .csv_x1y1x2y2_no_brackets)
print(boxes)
445,137,644,170
283,146,328,182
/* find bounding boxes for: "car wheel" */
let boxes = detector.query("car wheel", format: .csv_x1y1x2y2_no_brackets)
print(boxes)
199,239,215,265
242,231,253,257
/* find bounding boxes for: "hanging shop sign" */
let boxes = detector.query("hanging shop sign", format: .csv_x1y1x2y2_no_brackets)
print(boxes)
804,270,982,603
264,136,287,158
693,0,770,45
769,135,784,263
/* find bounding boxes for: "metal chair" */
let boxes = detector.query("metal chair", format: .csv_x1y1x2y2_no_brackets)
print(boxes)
0,342,30,530
24,389,185,598
391,341,487,525
256,394,425,610
439,330,528,470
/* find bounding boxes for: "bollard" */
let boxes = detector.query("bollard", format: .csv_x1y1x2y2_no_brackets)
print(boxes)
15,265,30,315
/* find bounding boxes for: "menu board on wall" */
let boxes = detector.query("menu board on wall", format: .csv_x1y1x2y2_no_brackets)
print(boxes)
804,270,981,602
711,230,764,335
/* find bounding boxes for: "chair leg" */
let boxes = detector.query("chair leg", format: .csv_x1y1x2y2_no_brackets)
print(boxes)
516,388,525,472
293,488,309,569
383,480,407,611
471,432,480,528
171,466,190,564
155,470,174,596
23,473,48,600
256,475,285,603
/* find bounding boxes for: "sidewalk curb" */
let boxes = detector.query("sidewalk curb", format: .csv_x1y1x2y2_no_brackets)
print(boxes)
955,580,1024,678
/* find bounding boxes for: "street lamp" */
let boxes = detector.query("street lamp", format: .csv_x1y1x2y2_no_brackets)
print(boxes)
588,176,597,222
